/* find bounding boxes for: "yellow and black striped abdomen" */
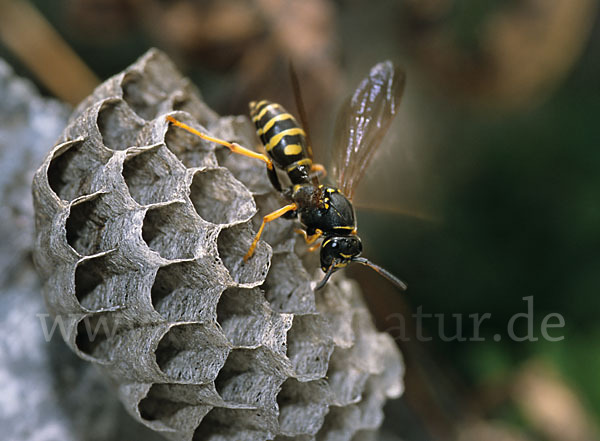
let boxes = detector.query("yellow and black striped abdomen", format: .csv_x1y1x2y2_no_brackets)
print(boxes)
249,100,312,183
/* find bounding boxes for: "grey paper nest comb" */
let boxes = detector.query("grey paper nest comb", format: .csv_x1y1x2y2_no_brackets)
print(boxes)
32,49,403,441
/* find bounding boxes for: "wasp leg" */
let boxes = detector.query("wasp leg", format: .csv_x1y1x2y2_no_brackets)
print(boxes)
166,116,271,166
294,228,323,245
308,242,322,252
244,203,298,261
166,116,282,191
310,163,327,179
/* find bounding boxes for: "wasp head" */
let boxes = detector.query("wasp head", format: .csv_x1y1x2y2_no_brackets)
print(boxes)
315,234,407,292
319,235,362,272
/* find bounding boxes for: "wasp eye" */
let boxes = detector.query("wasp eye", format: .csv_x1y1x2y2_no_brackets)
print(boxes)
331,242,338,248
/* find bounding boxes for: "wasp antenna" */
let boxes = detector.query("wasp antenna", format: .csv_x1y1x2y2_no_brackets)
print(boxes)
314,263,337,291
351,257,407,291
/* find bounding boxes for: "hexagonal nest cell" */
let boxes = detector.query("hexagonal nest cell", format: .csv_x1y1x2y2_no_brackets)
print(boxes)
66,192,120,256
141,202,203,260
189,167,255,225
46,138,112,202
97,99,146,151
122,144,187,206
74,250,140,311
151,259,225,323
32,49,404,441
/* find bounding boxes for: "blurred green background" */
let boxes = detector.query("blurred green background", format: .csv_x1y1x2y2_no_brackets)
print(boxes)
2,0,599,440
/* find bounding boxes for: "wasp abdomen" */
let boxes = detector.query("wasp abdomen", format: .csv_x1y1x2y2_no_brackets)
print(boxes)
249,100,312,185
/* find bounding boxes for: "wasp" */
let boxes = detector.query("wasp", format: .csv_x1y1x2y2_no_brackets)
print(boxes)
167,61,407,290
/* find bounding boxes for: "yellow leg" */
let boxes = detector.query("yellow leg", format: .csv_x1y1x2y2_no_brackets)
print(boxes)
310,163,327,179
308,242,322,253
294,228,323,245
244,203,298,261
166,116,275,172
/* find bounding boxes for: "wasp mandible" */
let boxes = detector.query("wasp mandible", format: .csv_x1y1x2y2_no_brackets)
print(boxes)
167,61,407,290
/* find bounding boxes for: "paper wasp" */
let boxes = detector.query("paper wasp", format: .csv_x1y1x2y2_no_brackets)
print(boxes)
167,60,407,290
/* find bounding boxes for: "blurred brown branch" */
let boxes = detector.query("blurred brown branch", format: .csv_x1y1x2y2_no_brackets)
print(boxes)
0,0,100,105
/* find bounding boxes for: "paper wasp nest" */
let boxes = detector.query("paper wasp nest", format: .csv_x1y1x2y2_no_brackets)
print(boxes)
32,49,403,441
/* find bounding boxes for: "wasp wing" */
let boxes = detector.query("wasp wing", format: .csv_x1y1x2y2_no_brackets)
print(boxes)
289,62,320,186
289,62,314,162
332,61,405,199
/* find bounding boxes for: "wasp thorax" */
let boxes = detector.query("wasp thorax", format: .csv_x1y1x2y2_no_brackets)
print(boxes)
320,235,363,271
